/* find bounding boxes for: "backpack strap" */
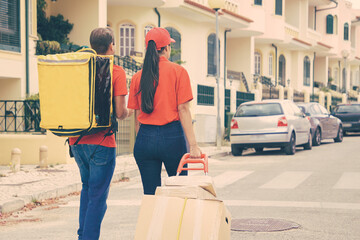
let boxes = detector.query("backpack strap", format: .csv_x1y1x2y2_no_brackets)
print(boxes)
77,48,96,54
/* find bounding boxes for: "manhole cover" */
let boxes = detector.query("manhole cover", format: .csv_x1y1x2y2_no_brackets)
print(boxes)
231,218,300,232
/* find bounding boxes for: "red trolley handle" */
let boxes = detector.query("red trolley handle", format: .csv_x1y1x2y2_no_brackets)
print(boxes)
176,153,208,176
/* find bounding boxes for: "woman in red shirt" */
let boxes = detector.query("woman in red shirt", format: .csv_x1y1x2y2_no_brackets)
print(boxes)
128,27,201,195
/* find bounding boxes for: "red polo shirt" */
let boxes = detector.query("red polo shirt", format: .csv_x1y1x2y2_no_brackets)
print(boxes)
127,56,193,125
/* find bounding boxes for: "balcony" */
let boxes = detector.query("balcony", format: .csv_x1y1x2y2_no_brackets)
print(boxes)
161,0,251,28
108,0,165,7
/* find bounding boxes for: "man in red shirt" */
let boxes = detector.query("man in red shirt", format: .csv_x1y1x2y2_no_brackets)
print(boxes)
69,27,128,240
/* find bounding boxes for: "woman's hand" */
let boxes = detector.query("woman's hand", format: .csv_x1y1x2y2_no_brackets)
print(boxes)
189,144,202,158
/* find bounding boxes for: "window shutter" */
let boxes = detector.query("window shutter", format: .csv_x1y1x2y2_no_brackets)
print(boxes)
275,0,282,16
254,0,262,6
0,0,20,52
344,23,349,41
326,15,334,34
207,34,216,76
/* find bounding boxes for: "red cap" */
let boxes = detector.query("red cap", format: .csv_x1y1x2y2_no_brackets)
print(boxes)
145,27,176,50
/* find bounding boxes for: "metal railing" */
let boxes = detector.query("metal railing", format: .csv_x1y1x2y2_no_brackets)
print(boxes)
114,55,142,77
0,100,42,133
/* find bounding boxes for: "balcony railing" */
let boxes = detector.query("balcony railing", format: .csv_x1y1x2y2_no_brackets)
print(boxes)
0,100,42,133
285,24,299,38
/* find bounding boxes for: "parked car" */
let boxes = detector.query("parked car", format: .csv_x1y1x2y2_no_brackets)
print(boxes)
331,103,360,135
297,102,343,146
230,99,312,156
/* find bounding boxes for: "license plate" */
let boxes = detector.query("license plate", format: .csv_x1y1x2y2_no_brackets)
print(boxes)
343,123,352,127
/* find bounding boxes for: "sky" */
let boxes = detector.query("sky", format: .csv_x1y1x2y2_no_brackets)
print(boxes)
347,0,360,9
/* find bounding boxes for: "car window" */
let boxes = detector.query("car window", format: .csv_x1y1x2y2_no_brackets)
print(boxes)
282,102,294,115
298,106,306,114
335,105,360,113
234,103,283,117
311,104,322,115
289,102,303,115
309,105,318,115
318,105,329,115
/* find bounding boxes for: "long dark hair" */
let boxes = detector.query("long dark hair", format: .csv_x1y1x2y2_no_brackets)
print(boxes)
138,40,165,114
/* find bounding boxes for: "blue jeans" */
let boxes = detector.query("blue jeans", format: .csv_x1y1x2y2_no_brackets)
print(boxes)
134,121,187,195
70,144,116,240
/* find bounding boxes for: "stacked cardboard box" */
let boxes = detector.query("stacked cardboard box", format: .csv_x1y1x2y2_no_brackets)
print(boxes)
134,176,231,240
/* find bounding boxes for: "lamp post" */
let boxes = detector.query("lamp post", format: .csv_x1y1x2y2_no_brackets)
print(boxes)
341,50,349,95
209,0,225,149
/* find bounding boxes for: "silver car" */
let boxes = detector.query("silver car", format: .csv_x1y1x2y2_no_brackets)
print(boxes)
230,100,312,156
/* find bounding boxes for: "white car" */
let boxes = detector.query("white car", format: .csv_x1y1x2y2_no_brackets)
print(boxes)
230,99,312,156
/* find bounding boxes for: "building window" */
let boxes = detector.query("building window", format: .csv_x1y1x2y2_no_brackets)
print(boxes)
236,91,255,108
334,15,338,35
275,0,282,16
254,0,262,6
0,0,20,52
254,51,261,75
119,23,135,57
344,23,349,41
165,27,181,63
269,53,274,76
334,68,338,85
279,54,286,86
144,25,153,38
303,56,311,86
208,33,220,76
326,15,333,34
197,85,214,106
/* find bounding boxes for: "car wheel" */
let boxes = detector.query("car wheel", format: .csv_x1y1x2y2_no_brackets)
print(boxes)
231,145,243,156
312,127,321,146
303,132,312,150
255,147,264,153
284,132,296,155
334,126,343,143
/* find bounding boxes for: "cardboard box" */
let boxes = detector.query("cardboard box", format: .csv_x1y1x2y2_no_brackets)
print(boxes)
155,186,217,200
164,176,217,197
134,195,231,240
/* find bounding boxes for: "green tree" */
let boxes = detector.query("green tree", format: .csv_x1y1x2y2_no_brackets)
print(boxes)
37,0,73,44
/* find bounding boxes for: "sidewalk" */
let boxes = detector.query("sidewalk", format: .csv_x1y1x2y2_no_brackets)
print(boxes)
0,146,230,214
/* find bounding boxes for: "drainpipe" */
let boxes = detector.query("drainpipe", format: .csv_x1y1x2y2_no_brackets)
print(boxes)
224,29,231,90
312,52,316,101
314,0,338,30
154,8,161,27
272,44,278,86
25,0,29,96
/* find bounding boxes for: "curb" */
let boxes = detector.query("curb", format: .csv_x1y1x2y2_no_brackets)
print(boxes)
1,150,229,214
0,166,139,214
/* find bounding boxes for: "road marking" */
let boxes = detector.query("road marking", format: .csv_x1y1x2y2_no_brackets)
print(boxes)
61,199,360,210
260,171,312,189
334,172,360,189
213,171,254,188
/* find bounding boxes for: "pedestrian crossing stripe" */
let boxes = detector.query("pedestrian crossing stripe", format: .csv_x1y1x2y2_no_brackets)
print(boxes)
213,171,254,188
260,171,312,189
122,171,360,190
61,199,360,210
334,172,360,189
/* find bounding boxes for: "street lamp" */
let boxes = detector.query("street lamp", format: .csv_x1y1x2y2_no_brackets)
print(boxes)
209,0,225,149
341,50,349,94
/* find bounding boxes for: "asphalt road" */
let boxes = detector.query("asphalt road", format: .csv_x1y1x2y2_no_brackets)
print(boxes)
1,133,360,240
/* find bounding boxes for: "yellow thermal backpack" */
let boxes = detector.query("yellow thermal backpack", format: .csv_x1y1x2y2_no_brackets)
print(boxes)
37,48,116,140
